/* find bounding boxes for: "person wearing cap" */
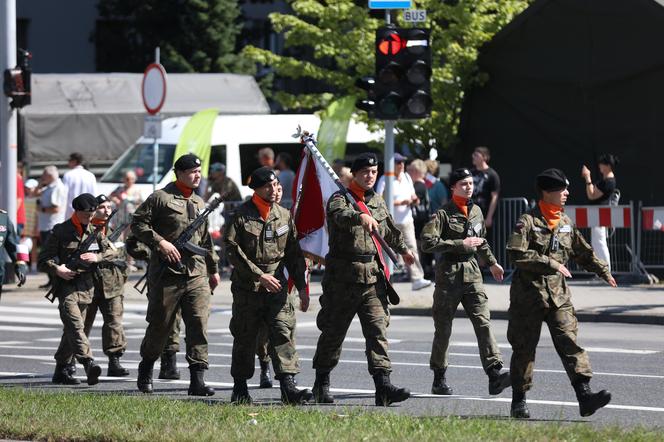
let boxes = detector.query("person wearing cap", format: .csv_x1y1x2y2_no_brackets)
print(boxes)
312,153,415,407
0,209,28,300
62,152,98,219
206,162,242,203
38,193,104,386
421,167,509,398
224,166,311,405
376,152,432,290
506,168,617,419
131,153,220,396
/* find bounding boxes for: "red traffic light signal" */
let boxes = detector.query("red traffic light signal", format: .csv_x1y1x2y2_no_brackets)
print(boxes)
377,30,405,56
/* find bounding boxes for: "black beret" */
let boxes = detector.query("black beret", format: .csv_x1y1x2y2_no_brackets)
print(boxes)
248,166,278,190
449,168,472,187
536,168,570,191
95,194,109,205
72,193,98,211
351,153,378,172
173,154,201,171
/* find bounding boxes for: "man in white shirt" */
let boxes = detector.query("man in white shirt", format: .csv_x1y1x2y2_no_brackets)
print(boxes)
62,153,97,218
36,165,68,288
376,153,432,290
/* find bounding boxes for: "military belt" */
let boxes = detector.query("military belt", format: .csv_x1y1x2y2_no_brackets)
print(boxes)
330,254,375,263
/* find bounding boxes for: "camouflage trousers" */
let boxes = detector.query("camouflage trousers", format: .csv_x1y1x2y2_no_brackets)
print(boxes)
508,297,592,392
163,308,182,354
140,273,211,367
255,321,270,363
430,280,502,372
313,279,391,375
83,292,127,357
230,286,299,380
55,293,95,364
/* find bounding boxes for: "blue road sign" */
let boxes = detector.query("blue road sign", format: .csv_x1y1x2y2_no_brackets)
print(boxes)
369,0,412,9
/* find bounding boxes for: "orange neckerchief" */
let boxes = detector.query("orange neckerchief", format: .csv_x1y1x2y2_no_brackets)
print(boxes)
452,194,469,217
175,180,193,198
71,214,86,237
91,217,108,236
252,193,272,221
348,180,366,201
538,200,563,230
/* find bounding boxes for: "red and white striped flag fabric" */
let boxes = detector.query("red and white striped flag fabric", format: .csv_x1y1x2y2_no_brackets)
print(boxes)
564,205,631,228
641,207,664,231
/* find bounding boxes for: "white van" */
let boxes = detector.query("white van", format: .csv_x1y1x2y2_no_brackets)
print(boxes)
97,114,381,201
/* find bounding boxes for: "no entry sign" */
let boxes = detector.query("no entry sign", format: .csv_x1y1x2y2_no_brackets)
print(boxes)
141,63,167,115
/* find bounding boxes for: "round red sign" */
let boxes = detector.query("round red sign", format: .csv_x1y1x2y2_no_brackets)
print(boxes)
141,63,167,115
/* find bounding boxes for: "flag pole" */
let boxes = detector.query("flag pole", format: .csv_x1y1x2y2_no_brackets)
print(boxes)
295,127,400,264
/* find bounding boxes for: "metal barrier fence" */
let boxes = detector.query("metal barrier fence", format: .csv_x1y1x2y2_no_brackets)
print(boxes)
637,204,664,269
490,197,530,271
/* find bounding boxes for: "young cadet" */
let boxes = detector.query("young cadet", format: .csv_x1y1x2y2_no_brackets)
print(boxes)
132,154,220,396
38,193,104,386
506,168,616,419
312,153,415,406
224,167,311,405
420,168,510,396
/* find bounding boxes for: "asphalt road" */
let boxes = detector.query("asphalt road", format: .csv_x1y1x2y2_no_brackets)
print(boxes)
0,297,663,430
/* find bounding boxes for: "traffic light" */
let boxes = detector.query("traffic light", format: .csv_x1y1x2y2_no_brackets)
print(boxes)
3,49,31,109
374,27,432,120
355,76,376,116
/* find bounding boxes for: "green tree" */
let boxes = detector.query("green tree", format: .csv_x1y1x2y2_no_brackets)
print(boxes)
95,0,253,74
243,0,531,157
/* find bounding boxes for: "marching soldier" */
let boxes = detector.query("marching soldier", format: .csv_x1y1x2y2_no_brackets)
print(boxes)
0,209,28,300
38,193,104,386
224,167,311,405
81,194,130,377
312,153,415,406
506,169,616,419
420,168,510,396
132,154,220,396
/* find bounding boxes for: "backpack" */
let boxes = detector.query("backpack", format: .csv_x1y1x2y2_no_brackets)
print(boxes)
411,182,431,225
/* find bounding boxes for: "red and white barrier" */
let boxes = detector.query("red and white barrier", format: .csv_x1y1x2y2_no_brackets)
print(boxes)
641,207,664,231
564,205,632,228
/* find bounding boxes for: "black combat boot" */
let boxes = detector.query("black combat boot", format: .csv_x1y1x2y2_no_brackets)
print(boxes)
431,368,453,395
52,363,81,385
573,380,611,417
280,374,314,405
373,372,411,406
65,360,76,376
259,360,273,388
82,359,102,386
158,351,180,380
487,365,511,395
188,364,215,396
107,355,130,377
312,371,334,404
231,379,252,404
137,359,154,394
510,390,530,419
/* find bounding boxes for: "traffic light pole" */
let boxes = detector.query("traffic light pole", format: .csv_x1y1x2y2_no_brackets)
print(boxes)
0,0,18,226
382,10,396,273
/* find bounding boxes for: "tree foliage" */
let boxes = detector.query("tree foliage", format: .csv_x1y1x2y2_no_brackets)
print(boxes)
242,0,531,157
95,0,252,74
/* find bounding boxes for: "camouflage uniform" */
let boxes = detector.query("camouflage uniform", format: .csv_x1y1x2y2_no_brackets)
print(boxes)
506,206,610,393
312,190,408,375
420,201,503,373
131,182,218,367
224,200,306,381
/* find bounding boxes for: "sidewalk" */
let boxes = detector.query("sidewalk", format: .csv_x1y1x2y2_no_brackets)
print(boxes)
3,271,664,325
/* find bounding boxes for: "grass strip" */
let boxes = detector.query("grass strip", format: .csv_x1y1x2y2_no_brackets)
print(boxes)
0,387,660,442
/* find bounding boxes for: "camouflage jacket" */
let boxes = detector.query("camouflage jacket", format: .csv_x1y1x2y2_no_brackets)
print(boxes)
93,226,128,299
420,201,496,286
0,210,19,283
324,190,408,285
507,205,610,307
38,218,119,302
131,182,218,278
224,198,306,293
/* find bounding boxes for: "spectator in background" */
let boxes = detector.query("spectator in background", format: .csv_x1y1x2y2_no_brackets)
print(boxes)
338,166,353,188
581,154,619,271
110,170,143,227
408,159,433,280
332,159,346,177
376,153,432,291
206,163,242,202
425,159,449,212
16,161,26,236
470,147,500,229
35,166,67,289
275,152,295,209
23,179,40,270
63,152,97,218
258,147,275,169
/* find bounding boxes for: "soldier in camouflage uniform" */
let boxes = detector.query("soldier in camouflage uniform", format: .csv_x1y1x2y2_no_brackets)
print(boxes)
224,167,311,405
312,153,415,406
506,168,616,419
132,154,220,396
421,168,510,396
0,209,27,300
38,193,104,386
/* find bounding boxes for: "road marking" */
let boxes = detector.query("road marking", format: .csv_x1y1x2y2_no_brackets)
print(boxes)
0,325,58,332
449,341,659,355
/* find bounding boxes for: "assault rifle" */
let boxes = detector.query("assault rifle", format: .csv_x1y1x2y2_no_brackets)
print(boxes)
108,219,131,243
45,209,118,303
134,194,223,294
